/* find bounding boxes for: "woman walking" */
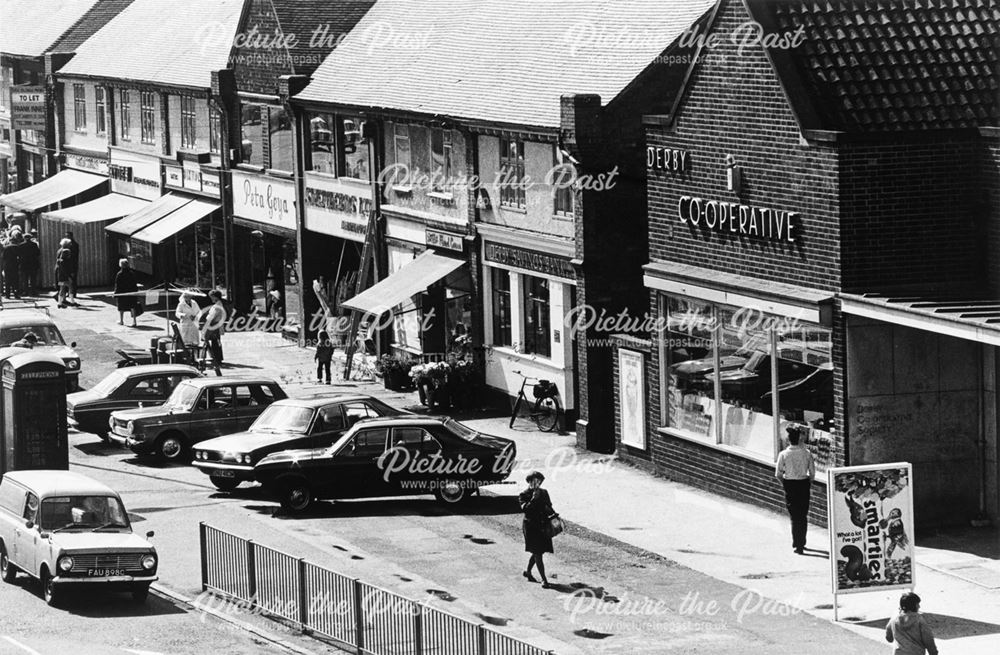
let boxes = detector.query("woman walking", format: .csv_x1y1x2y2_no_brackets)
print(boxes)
200,290,227,376
519,471,555,588
54,239,75,309
175,292,201,345
113,258,138,326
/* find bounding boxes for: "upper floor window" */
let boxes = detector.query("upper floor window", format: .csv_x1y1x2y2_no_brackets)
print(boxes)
0,68,10,111
95,86,107,135
553,147,574,217
430,128,453,193
140,91,156,144
499,137,525,209
73,84,87,132
393,123,411,175
209,104,222,154
240,104,264,166
180,96,197,149
341,116,367,180
269,106,293,172
120,89,131,141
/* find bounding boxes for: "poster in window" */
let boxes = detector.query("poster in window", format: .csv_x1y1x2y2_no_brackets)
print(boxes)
827,463,914,594
618,349,646,449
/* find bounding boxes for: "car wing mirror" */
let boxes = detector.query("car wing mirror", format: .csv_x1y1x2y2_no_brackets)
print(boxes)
146,530,155,539
71,341,77,348
24,520,34,529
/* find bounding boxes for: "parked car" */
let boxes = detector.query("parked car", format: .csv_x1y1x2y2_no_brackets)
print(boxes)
68,364,202,441
253,416,517,512
0,309,82,391
192,395,406,491
0,470,157,606
108,377,286,461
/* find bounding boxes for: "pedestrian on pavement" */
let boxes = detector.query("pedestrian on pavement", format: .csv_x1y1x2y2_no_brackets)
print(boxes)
55,239,74,308
315,330,334,384
2,230,22,299
20,231,40,296
64,230,80,301
885,592,938,655
113,258,139,326
10,331,38,349
519,471,555,588
200,289,227,376
175,292,201,347
775,425,815,554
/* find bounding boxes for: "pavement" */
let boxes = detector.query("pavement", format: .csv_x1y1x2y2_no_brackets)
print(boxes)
36,289,1000,654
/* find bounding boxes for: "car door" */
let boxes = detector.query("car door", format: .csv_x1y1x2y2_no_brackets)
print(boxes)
385,427,444,494
13,493,39,574
342,401,380,429
187,385,237,444
327,427,389,499
308,404,347,449
235,384,277,430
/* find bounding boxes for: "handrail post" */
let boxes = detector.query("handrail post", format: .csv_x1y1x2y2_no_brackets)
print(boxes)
298,558,309,633
477,623,486,655
412,600,423,655
246,540,256,606
353,578,364,655
198,522,208,592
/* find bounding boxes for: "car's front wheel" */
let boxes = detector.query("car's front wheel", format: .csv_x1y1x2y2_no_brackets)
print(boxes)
278,477,313,513
210,475,241,492
41,569,59,606
433,480,468,505
157,432,187,461
0,543,17,583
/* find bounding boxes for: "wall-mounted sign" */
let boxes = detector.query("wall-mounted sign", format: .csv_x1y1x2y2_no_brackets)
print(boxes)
165,165,183,187
64,152,108,176
426,229,463,252
10,85,46,131
618,349,647,450
110,149,161,200
303,173,371,242
165,162,221,198
232,170,296,232
646,146,689,173
484,241,575,280
678,196,797,243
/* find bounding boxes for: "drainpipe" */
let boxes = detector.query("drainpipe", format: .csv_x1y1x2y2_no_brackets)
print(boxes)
278,75,311,348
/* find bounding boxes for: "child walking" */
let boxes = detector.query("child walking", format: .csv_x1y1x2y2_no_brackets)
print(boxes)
315,330,334,384
885,592,938,655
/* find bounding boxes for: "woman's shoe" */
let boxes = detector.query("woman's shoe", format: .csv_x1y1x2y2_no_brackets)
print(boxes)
522,570,537,583
541,581,552,589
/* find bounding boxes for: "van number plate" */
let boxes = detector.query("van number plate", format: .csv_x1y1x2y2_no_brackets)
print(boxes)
87,568,126,577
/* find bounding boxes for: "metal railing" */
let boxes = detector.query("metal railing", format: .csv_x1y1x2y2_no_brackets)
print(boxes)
200,523,556,655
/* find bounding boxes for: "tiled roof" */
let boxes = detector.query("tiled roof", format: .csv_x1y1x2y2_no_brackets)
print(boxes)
752,0,1000,131
295,0,717,128
48,0,136,53
57,0,245,88
0,0,100,57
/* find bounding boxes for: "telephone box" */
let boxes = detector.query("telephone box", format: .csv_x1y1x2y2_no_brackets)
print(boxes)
0,351,68,475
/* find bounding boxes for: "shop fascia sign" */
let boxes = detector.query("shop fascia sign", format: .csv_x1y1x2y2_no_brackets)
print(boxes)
304,174,372,241
646,146,690,173
678,196,798,243
64,152,109,176
484,241,575,280
109,150,161,200
10,85,46,131
232,170,296,232
164,161,221,198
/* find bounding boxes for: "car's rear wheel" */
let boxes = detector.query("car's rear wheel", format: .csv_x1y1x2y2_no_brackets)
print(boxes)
433,480,468,505
41,569,59,606
210,475,241,492
96,429,111,443
1,543,17,583
157,433,187,461
132,585,150,603
279,478,313,513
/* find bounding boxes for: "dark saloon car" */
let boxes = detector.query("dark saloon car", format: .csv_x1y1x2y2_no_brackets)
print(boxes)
108,377,286,461
253,416,516,512
68,364,202,441
192,395,406,490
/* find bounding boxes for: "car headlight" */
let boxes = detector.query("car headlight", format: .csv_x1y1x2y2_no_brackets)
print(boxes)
65,359,80,371
109,416,116,428
58,556,74,572
242,454,252,464
141,554,157,570
126,421,134,434
195,451,203,460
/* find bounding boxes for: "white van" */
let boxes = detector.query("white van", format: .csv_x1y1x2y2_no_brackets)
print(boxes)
0,470,157,605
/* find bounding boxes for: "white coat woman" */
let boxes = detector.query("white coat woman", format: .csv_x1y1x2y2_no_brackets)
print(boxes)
175,292,200,346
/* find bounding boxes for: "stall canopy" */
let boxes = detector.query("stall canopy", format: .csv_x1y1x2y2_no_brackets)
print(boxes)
131,198,219,244
342,250,464,314
43,193,149,224
0,169,106,212
105,194,190,238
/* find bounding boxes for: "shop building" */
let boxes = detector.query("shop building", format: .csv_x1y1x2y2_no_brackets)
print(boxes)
618,0,1000,528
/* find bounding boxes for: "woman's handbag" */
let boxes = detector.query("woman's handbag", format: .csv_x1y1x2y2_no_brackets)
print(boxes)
545,514,565,538
134,299,145,317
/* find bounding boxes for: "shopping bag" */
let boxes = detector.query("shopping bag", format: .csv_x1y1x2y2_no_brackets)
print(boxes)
545,514,565,538
134,299,145,317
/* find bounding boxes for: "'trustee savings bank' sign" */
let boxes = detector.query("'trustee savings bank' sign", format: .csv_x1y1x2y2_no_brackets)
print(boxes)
232,171,296,232
484,242,575,280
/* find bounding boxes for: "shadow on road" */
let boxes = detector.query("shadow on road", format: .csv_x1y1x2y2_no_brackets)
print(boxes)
854,613,1000,639
241,494,521,520
4,577,186,619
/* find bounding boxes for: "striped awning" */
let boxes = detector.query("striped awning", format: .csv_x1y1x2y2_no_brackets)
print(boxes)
105,194,190,238
131,198,218,244
342,251,465,314
0,169,106,212
43,193,149,225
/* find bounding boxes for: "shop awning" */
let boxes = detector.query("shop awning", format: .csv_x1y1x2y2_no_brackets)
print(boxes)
0,169,106,212
43,193,149,225
105,194,190,238
342,250,465,314
131,198,219,245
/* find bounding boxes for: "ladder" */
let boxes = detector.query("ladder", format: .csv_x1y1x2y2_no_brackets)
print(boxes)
342,209,379,379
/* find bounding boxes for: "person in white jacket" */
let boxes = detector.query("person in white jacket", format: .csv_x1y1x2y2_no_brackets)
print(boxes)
175,292,201,347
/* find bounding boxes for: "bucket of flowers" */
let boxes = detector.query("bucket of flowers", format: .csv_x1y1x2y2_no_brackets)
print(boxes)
376,355,414,391
411,361,451,408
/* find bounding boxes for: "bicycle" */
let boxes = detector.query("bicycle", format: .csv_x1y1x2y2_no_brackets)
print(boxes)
509,370,561,432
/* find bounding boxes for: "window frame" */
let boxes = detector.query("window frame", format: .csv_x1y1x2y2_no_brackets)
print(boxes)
209,104,222,154
95,86,107,135
491,267,512,347
180,96,197,150
119,88,131,141
521,274,551,358
552,146,574,218
393,122,411,175
430,128,452,193
140,91,156,144
73,83,87,133
499,137,526,210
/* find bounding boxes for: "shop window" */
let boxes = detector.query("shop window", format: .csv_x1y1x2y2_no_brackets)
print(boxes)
180,96,197,149
499,137,525,209
774,325,834,473
393,123,411,178
552,146,574,218
308,111,335,174
269,106,293,172
209,105,222,154
491,268,512,347
95,86,106,135
140,91,156,144
73,84,87,132
241,104,265,166
522,275,550,358
430,128,453,193
663,296,716,440
717,306,776,459
341,115,368,180
120,89,131,141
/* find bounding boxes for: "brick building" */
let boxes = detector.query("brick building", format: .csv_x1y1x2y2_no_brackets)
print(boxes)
615,0,1000,528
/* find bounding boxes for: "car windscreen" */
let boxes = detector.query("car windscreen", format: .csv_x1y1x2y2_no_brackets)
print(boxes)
163,382,200,411
90,370,128,397
443,418,479,442
252,404,314,433
41,495,130,532
0,325,66,346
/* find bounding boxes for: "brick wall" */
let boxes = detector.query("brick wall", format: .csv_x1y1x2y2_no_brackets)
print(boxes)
232,0,292,96
982,135,1000,293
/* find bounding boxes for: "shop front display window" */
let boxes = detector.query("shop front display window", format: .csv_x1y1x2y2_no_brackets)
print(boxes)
775,325,834,473
664,296,716,440
491,268,512,347
522,275,550,358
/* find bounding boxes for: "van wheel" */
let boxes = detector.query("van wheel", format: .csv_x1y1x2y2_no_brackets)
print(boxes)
210,475,241,492
132,585,150,603
41,570,59,606
433,481,468,505
1,543,17,583
279,478,313,513
157,433,187,461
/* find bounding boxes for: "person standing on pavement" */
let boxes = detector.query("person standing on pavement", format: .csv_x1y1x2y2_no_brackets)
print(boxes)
64,230,80,302
2,230,22,299
315,330,334,384
55,239,74,308
20,231,40,296
885,592,938,655
775,425,815,554
200,290,227,376
175,292,201,346
519,471,555,588
113,258,138,326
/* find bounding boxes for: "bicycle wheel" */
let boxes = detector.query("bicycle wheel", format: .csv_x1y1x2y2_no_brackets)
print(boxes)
509,394,524,429
534,397,560,432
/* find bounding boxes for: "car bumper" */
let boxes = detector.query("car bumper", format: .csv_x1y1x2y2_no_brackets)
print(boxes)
54,575,157,587
108,431,153,453
193,462,255,480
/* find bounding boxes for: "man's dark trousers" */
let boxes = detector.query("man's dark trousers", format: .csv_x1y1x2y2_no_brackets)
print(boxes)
782,478,812,549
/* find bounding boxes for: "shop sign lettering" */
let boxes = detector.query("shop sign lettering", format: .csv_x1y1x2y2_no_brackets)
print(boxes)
678,196,797,243
646,146,689,173
232,171,296,231
484,242,575,280
10,85,46,131
65,154,109,176
303,175,370,242
426,229,463,252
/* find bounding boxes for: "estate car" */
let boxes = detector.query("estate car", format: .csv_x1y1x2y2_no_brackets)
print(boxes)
192,395,405,490
108,377,286,460
0,309,82,391
0,470,157,606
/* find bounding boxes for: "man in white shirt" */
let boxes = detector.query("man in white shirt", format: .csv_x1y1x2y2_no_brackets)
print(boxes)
775,425,816,554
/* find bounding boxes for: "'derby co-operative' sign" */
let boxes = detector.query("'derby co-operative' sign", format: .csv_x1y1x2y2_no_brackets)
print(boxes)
678,196,798,243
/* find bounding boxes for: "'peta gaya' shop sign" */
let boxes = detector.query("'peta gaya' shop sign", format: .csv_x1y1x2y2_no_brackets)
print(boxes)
231,171,296,232
678,196,798,243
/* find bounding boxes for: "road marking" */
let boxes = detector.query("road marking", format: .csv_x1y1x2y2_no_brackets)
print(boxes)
2,636,43,655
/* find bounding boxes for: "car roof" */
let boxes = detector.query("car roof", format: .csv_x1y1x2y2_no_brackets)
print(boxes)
2,470,120,498
277,394,378,408
353,415,450,428
114,364,201,376
178,376,279,388
0,310,56,328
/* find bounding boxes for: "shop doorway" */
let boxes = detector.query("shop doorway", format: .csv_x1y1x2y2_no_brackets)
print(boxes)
249,231,300,330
